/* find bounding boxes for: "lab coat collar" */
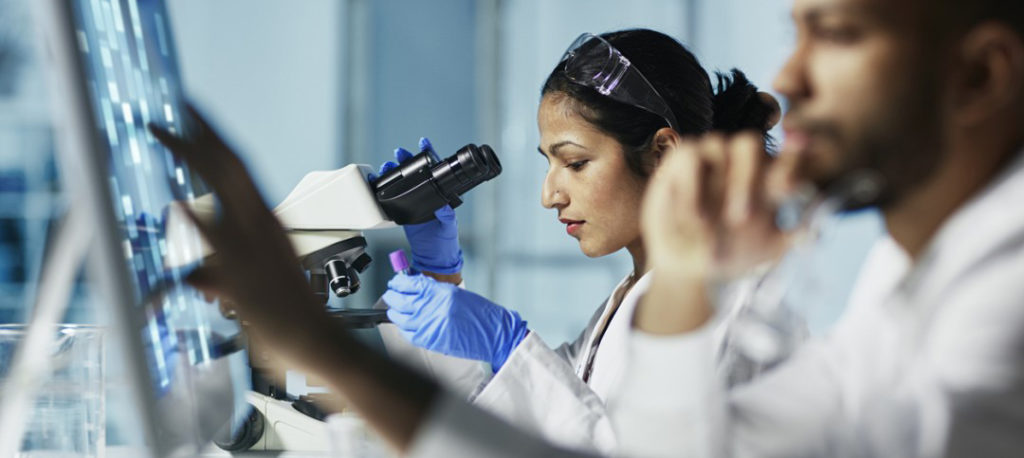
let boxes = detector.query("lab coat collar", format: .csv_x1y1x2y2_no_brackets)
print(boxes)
582,270,653,393
899,148,1024,300
575,270,653,381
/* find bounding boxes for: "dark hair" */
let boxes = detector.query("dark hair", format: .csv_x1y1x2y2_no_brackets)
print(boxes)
938,0,1024,41
542,29,777,177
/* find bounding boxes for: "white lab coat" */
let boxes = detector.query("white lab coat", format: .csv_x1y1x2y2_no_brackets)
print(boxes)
380,272,654,453
383,267,789,454
608,150,1024,457
402,151,1024,458
470,271,659,452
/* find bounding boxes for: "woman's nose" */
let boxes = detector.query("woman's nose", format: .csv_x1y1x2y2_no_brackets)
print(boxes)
541,170,568,209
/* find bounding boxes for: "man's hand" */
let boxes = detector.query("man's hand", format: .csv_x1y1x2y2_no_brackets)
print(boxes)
149,106,343,374
149,106,440,452
636,132,800,334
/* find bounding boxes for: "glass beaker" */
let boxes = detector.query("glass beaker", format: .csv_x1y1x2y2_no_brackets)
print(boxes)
0,324,105,457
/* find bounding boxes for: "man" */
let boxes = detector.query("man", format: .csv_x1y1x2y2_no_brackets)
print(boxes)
614,0,1024,456
151,0,1024,456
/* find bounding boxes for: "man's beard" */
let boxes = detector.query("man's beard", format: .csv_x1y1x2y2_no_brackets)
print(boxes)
812,79,947,212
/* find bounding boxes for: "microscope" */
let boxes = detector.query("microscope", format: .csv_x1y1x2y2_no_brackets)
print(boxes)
281,142,501,323
169,143,499,300
166,143,502,452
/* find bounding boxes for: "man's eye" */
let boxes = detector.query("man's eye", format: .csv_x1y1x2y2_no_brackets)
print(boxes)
567,160,589,171
812,25,862,44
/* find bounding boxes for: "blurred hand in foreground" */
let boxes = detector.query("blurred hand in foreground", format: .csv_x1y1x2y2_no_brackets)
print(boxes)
636,132,802,334
148,107,339,374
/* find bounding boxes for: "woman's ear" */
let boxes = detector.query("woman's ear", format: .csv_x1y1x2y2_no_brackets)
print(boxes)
645,127,681,174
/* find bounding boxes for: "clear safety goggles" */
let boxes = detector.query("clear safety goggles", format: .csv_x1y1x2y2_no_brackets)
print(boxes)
559,33,681,132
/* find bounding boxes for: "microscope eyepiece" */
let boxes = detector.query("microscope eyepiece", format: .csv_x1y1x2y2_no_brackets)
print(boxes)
372,144,502,224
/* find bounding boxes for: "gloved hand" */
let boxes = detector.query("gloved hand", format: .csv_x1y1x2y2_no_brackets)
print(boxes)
372,137,463,274
370,136,441,179
383,273,529,372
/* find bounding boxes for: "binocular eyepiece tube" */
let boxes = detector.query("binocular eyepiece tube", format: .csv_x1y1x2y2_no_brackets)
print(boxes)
371,144,502,225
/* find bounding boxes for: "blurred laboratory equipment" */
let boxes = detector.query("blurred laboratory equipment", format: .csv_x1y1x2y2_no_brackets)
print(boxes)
0,324,105,457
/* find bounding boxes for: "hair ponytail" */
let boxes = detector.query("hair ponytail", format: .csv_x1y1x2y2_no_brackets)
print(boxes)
712,69,778,150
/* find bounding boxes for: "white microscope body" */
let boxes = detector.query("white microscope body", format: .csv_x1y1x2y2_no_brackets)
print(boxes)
167,163,394,281
166,163,396,453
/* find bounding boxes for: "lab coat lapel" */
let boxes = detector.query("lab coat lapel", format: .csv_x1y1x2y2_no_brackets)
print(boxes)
587,272,654,400
575,273,635,379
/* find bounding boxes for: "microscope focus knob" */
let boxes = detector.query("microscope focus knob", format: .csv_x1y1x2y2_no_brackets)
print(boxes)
324,259,360,297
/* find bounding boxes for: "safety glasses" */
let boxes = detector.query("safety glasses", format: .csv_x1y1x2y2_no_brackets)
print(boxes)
559,33,681,132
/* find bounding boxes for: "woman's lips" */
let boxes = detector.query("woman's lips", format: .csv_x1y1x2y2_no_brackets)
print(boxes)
559,218,585,236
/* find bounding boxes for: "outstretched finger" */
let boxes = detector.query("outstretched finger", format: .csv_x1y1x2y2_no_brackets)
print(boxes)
147,123,191,155
380,160,400,175
419,137,439,161
386,273,433,295
186,265,218,291
382,288,420,314
394,147,414,163
185,103,227,148
149,123,222,189
184,266,231,305
659,140,703,222
155,127,268,226
177,203,222,247
724,133,767,225
385,308,419,332
696,135,729,222
185,104,256,182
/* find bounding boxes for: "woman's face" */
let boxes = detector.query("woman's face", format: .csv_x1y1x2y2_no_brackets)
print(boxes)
537,94,647,258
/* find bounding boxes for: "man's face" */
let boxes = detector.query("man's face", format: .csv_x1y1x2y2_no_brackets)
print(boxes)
774,0,948,208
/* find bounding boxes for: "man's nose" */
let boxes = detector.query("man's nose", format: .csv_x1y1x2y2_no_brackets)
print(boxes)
773,41,810,104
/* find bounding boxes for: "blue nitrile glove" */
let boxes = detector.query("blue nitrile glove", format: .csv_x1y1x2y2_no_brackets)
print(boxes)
369,137,463,274
403,203,462,274
383,273,529,372
367,137,441,181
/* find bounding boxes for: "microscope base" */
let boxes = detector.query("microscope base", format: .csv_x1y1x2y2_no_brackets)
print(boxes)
246,391,330,452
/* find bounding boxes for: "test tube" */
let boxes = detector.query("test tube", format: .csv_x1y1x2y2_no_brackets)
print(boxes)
389,250,412,275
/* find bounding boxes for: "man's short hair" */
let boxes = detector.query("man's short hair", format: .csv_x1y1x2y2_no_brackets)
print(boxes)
939,0,1024,41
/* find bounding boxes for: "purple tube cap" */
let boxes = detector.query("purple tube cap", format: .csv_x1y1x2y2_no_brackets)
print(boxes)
389,250,411,273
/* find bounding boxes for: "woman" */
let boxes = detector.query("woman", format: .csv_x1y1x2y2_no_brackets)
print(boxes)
376,28,779,452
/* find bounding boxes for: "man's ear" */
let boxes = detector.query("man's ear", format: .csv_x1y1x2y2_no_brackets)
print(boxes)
949,22,1024,127
645,127,681,174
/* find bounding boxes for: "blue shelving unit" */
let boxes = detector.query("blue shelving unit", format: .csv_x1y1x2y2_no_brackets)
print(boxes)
0,0,90,325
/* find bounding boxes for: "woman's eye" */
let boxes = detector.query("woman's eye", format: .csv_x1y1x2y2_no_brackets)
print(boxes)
567,160,589,171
